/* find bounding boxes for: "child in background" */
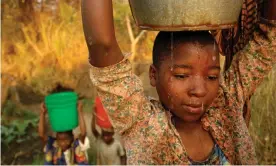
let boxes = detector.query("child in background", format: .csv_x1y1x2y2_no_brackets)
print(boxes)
38,86,90,165
92,97,126,165
81,0,276,164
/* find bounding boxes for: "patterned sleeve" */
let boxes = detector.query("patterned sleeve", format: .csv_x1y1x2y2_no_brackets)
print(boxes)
89,56,153,134
223,22,276,105
44,136,55,165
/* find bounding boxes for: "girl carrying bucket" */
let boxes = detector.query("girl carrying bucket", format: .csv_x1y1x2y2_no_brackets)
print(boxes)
82,0,276,164
38,86,90,165
92,97,126,165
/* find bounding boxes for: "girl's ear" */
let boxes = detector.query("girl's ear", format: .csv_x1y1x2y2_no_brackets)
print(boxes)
149,65,157,87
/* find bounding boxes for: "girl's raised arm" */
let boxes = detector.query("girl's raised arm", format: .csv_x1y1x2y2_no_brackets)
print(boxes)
81,0,123,67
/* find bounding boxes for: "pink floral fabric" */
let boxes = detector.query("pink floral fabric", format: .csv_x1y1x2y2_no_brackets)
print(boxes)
89,23,276,164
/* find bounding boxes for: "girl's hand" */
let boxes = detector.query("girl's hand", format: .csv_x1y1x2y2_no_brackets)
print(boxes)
77,101,86,142
40,103,47,115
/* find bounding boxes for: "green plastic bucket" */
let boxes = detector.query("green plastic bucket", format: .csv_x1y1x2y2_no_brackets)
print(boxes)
45,92,78,132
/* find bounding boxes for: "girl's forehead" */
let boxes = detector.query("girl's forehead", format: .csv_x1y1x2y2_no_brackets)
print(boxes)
102,131,114,135
160,46,219,70
57,132,71,138
174,43,219,57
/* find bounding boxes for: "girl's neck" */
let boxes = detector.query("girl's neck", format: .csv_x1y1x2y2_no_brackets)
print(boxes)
162,103,202,132
173,116,202,133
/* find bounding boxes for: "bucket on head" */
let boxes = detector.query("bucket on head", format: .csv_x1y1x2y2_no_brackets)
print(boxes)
129,0,243,31
45,92,78,132
95,97,112,129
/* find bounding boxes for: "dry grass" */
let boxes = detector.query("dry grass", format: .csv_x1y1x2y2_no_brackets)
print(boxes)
2,2,88,95
249,66,276,164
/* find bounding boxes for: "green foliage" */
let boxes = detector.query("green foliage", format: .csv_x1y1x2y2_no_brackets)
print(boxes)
2,100,17,116
1,101,39,147
1,118,39,146
31,154,44,165
2,100,38,119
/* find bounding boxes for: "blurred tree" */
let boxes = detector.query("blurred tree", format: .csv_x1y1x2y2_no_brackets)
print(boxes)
18,0,35,23
126,14,146,61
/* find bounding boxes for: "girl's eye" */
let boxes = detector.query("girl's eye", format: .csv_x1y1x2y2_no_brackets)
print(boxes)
174,74,189,79
207,76,218,80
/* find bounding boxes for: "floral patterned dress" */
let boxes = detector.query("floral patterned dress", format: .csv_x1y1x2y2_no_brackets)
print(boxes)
89,22,276,164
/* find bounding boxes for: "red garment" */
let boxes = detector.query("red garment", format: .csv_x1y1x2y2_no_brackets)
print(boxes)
95,97,112,129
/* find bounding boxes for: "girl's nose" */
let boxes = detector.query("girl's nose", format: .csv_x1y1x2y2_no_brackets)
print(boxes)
188,76,207,97
60,141,67,147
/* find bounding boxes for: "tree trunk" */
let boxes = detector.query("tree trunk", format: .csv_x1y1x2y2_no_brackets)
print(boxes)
131,43,136,61
126,15,146,62
18,0,35,23
41,0,45,12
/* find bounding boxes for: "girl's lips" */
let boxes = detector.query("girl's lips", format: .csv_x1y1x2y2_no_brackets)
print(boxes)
182,105,203,114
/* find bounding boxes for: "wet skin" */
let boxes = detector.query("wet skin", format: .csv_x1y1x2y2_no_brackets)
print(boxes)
149,42,220,161
150,42,220,122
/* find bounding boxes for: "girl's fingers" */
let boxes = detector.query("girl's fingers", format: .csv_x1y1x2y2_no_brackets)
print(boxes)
41,102,47,113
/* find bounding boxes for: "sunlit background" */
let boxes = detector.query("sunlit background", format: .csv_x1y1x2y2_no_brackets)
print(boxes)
1,0,276,164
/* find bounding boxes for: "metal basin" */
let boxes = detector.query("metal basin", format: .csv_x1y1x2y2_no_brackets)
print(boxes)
129,0,243,31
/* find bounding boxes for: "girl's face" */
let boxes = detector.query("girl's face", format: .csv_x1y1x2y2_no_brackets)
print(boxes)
101,130,115,144
56,132,74,151
150,42,220,122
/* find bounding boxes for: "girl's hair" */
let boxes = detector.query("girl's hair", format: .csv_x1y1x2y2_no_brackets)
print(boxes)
152,31,217,68
51,84,74,93
57,130,74,138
